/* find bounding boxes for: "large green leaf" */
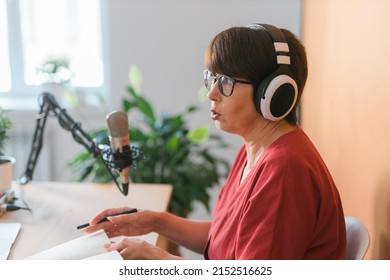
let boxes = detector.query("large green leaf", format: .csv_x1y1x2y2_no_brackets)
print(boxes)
166,135,181,154
126,86,156,125
129,65,143,89
187,125,209,144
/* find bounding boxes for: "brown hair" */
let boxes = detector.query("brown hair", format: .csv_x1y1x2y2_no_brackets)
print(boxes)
205,26,308,125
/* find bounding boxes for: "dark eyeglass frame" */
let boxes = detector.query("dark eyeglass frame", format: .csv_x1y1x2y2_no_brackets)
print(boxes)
204,69,252,97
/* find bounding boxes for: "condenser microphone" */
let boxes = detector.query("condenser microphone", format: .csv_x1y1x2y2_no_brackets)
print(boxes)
106,111,131,195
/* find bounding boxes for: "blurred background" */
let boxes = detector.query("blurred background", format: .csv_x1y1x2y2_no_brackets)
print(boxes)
1,0,389,259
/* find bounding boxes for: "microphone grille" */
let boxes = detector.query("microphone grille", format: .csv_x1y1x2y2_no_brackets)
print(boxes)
106,111,129,137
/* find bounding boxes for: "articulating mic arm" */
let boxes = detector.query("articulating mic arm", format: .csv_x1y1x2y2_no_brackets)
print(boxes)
19,92,139,196
19,92,99,185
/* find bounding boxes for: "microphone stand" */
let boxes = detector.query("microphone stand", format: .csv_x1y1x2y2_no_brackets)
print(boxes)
19,92,133,196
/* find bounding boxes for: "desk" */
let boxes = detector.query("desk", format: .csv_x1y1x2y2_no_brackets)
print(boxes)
0,181,172,260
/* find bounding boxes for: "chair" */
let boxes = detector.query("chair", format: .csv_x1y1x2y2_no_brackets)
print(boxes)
344,216,370,260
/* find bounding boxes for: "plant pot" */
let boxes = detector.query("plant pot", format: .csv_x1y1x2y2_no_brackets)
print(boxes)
0,156,16,192
40,82,66,106
40,83,78,108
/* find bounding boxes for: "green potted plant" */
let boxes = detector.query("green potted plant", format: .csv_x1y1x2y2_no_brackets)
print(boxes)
0,107,15,192
36,56,77,107
36,56,73,85
0,107,12,156
68,65,230,218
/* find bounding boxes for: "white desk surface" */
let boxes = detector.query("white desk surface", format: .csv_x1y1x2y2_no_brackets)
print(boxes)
0,181,172,260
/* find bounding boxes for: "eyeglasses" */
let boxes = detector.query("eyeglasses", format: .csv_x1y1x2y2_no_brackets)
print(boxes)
203,69,252,97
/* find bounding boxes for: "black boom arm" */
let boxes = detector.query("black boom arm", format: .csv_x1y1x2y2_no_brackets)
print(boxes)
19,92,132,196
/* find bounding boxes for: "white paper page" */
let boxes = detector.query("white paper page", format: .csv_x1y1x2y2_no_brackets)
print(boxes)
0,223,21,260
82,250,123,260
24,229,111,260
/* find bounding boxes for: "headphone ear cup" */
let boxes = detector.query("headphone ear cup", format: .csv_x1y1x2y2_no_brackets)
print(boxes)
255,70,298,121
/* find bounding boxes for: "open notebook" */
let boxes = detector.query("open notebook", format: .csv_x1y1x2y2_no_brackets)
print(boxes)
24,229,123,260
0,223,21,260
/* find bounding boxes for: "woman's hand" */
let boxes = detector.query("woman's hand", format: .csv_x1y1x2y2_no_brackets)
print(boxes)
83,207,159,239
105,238,182,260
83,206,211,255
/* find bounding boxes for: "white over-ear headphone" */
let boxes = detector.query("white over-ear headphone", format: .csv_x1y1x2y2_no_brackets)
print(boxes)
248,23,298,121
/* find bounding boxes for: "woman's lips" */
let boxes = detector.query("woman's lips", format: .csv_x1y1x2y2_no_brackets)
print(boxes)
211,110,220,120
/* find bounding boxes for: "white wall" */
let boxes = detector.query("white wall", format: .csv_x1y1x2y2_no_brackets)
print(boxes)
8,0,303,259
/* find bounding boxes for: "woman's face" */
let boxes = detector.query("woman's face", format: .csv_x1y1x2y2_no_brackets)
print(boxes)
207,73,260,136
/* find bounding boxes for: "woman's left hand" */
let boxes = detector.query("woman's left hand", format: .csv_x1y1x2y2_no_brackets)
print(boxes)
105,238,182,260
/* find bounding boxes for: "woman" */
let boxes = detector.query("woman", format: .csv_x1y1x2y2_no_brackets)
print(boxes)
84,23,346,260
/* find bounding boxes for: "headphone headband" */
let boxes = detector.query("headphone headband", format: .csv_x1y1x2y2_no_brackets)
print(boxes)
247,23,291,65
248,23,298,121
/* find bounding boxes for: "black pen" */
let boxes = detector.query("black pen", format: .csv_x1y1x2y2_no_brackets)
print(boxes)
76,208,138,230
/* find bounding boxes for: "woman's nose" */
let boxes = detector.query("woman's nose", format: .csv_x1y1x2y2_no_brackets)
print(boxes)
207,83,219,100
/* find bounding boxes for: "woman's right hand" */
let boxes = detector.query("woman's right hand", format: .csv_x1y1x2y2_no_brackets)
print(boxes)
83,207,159,239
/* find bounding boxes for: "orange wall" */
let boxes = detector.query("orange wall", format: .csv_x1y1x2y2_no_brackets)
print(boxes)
302,0,390,259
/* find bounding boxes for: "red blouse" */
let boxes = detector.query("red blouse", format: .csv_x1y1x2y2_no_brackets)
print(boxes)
205,127,346,259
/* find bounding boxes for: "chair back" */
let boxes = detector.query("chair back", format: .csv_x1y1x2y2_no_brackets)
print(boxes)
344,216,370,260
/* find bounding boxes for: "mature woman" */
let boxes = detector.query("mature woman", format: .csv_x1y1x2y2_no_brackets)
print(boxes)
84,23,346,260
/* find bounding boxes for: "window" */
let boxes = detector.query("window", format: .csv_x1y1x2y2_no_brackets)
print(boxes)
0,0,104,102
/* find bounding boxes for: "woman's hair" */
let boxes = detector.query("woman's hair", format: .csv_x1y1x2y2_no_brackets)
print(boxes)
205,26,308,125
